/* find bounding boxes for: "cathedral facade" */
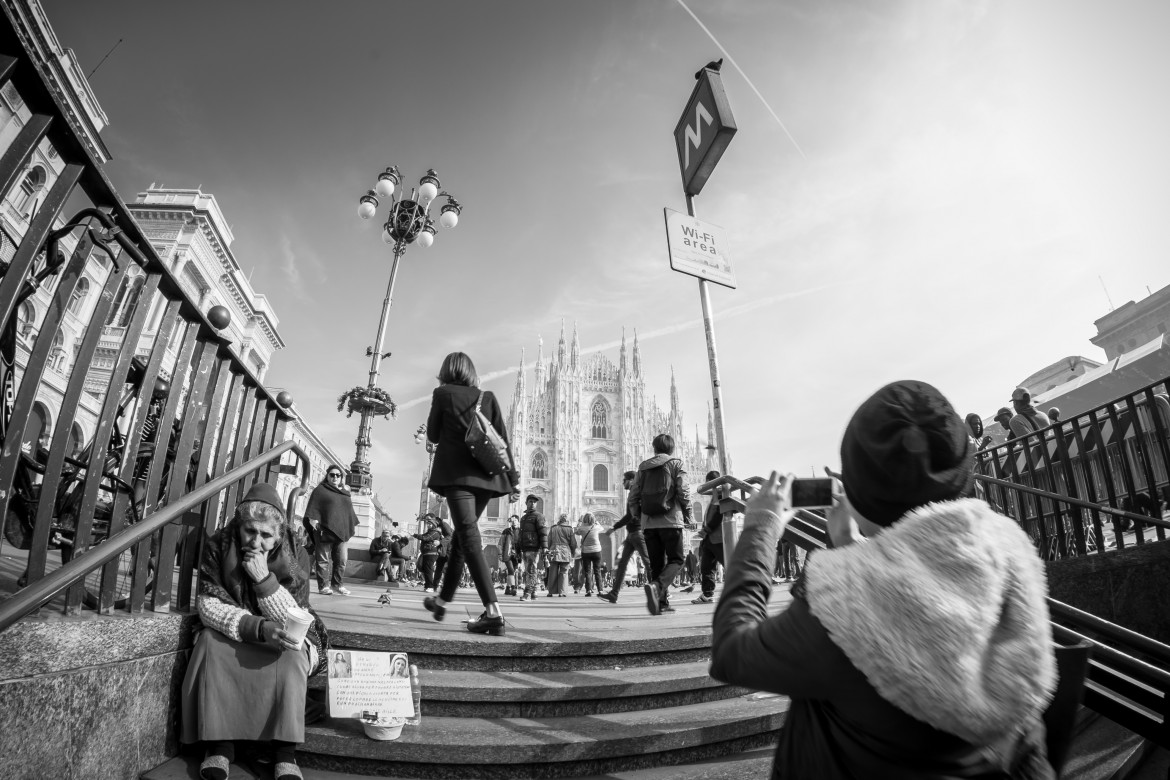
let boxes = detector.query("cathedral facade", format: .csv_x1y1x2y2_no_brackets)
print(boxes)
506,323,720,532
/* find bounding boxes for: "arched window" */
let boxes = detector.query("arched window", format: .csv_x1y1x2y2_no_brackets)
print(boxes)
69,423,85,457
531,451,547,480
17,300,36,339
16,165,46,213
29,402,50,453
692,500,704,521
67,277,90,316
591,400,609,439
593,464,609,492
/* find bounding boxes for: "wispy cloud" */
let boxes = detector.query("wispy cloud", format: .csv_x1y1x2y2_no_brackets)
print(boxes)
394,281,844,413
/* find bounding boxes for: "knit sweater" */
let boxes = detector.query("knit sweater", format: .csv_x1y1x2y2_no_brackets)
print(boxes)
197,574,320,671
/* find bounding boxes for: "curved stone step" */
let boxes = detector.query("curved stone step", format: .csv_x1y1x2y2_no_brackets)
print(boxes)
299,694,790,779
330,624,712,672
417,661,746,717
143,747,778,780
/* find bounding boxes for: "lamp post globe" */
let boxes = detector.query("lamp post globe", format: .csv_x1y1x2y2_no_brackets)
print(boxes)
345,165,462,494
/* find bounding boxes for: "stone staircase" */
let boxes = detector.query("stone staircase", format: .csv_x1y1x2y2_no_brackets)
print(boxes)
142,583,790,779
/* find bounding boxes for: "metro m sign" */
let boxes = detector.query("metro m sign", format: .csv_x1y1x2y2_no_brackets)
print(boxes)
673,65,737,196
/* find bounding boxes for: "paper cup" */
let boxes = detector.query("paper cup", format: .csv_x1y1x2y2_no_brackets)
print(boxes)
363,718,405,741
283,607,313,649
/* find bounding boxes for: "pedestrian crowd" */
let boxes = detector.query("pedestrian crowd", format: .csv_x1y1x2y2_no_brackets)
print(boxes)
180,358,1069,780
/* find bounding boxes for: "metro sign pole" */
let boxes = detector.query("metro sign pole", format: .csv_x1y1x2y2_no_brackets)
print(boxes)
671,60,738,553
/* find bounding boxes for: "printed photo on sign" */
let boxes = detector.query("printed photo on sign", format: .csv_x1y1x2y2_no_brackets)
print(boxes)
328,651,414,721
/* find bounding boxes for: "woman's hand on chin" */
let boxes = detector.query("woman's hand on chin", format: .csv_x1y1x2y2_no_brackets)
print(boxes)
242,549,270,582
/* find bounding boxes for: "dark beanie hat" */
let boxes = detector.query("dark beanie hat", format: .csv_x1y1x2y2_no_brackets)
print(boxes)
241,482,285,516
840,380,974,527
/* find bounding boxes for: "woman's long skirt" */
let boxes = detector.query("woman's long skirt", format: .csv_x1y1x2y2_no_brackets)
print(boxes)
181,627,311,744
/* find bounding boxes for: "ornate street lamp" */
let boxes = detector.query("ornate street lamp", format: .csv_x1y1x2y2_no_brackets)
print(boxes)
341,167,463,494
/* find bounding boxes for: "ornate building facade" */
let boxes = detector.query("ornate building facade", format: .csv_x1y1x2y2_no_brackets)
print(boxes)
507,322,719,528
414,323,724,565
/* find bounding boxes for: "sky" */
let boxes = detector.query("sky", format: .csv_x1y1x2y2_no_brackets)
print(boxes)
50,0,1170,523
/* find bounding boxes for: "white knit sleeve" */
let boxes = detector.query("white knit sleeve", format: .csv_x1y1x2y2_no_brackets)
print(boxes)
256,585,301,627
197,593,247,642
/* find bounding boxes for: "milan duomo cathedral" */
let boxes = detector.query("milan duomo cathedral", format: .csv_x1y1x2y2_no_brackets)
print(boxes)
504,322,725,528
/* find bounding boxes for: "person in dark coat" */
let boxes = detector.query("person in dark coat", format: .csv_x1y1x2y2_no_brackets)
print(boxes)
412,515,442,591
599,471,650,603
710,381,1057,779
691,470,724,604
303,466,358,596
421,352,519,635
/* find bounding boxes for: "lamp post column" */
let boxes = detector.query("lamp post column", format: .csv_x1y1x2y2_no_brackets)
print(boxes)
352,241,405,481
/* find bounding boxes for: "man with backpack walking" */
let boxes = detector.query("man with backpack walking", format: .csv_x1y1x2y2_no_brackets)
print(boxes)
628,433,694,615
599,471,651,604
517,494,548,600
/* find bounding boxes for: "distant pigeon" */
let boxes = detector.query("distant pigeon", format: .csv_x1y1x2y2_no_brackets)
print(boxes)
696,58,723,79
377,592,393,606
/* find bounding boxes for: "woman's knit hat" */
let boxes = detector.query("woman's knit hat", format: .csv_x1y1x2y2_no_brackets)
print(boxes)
241,482,285,516
839,380,973,527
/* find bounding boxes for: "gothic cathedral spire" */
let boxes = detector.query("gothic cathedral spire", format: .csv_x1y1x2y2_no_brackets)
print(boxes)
571,321,580,371
557,318,567,367
534,335,545,387
632,328,642,376
619,327,628,373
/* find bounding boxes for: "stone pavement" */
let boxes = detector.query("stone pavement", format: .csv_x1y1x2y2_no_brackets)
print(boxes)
306,576,796,648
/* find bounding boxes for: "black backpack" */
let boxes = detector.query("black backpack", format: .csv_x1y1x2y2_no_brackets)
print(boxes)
640,461,677,516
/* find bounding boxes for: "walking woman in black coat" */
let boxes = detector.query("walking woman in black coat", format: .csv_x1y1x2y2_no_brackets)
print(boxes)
422,352,520,635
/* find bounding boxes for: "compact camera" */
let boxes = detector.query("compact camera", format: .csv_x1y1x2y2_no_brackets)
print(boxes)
790,477,833,509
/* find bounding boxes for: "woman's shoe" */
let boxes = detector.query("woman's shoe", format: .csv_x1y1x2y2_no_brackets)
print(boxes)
466,612,506,636
200,753,230,780
275,762,303,780
423,596,446,621
559,593,567,598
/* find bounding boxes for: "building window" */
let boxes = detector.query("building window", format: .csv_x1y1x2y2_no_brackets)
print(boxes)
107,273,146,328
591,400,609,439
49,331,67,372
16,165,46,214
66,277,90,316
487,497,502,520
531,451,547,480
17,300,35,339
29,401,50,453
593,464,608,492
69,423,86,457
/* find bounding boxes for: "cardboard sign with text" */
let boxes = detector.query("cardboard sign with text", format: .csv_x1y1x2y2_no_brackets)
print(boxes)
327,650,414,721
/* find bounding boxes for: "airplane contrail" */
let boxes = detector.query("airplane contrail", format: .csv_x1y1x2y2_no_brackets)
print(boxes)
675,0,807,160
395,282,839,413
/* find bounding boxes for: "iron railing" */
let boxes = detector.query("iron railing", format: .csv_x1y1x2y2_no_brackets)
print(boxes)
975,386,1170,559
0,440,311,633
0,8,306,620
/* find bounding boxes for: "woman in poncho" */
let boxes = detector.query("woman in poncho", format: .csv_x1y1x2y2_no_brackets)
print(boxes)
181,482,327,780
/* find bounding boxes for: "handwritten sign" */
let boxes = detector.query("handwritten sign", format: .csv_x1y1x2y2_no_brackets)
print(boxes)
327,650,414,721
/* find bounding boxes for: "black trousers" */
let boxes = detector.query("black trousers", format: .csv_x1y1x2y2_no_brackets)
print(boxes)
644,527,685,605
580,551,602,594
699,538,725,597
439,488,497,606
611,530,650,594
418,554,438,590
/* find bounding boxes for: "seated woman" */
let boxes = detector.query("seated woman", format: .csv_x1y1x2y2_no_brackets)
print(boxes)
181,482,327,780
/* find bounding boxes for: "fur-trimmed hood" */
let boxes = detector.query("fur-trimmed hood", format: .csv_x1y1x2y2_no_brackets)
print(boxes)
805,498,1056,744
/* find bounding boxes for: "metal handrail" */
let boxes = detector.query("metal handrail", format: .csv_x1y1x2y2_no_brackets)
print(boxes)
0,440,310,633
974,473,1170,530
1049,600,1170,667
